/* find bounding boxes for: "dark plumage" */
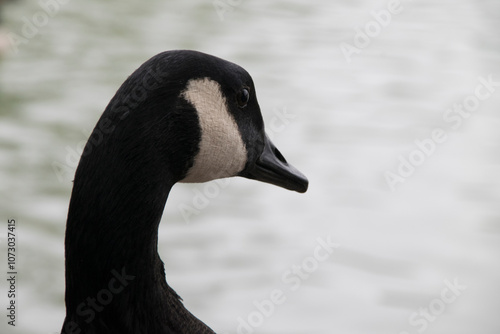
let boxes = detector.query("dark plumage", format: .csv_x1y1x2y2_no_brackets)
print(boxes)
61,50,307,334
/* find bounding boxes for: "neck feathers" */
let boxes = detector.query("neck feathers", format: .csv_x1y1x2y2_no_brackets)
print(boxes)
62,77,214,333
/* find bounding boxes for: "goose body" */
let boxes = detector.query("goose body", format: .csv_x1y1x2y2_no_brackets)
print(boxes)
61,50,308,334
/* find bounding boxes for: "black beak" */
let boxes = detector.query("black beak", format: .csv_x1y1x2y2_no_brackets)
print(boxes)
243,134,308,193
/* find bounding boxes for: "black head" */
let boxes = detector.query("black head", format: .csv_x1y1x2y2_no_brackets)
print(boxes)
90,50,308,193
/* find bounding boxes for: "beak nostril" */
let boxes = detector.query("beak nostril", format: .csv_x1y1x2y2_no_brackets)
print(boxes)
273,147,287,164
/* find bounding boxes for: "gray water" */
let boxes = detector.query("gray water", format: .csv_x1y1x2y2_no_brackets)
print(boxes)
1,0,499,333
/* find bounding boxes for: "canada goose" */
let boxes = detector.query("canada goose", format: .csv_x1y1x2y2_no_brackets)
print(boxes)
61,50,308,334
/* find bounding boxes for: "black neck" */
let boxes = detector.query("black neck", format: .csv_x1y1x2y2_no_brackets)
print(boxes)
62,154,214,333
62,73,212,333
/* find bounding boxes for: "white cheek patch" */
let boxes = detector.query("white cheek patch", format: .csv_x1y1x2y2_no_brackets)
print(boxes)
180,77,248,183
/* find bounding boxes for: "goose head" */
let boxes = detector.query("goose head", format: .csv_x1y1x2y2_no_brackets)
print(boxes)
173,51,308,192
95,50,308,193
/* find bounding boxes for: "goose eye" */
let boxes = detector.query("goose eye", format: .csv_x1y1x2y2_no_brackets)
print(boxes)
237,87,250,108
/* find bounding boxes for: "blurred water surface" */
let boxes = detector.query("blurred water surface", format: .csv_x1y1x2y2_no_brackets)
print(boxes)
0,0,499,333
